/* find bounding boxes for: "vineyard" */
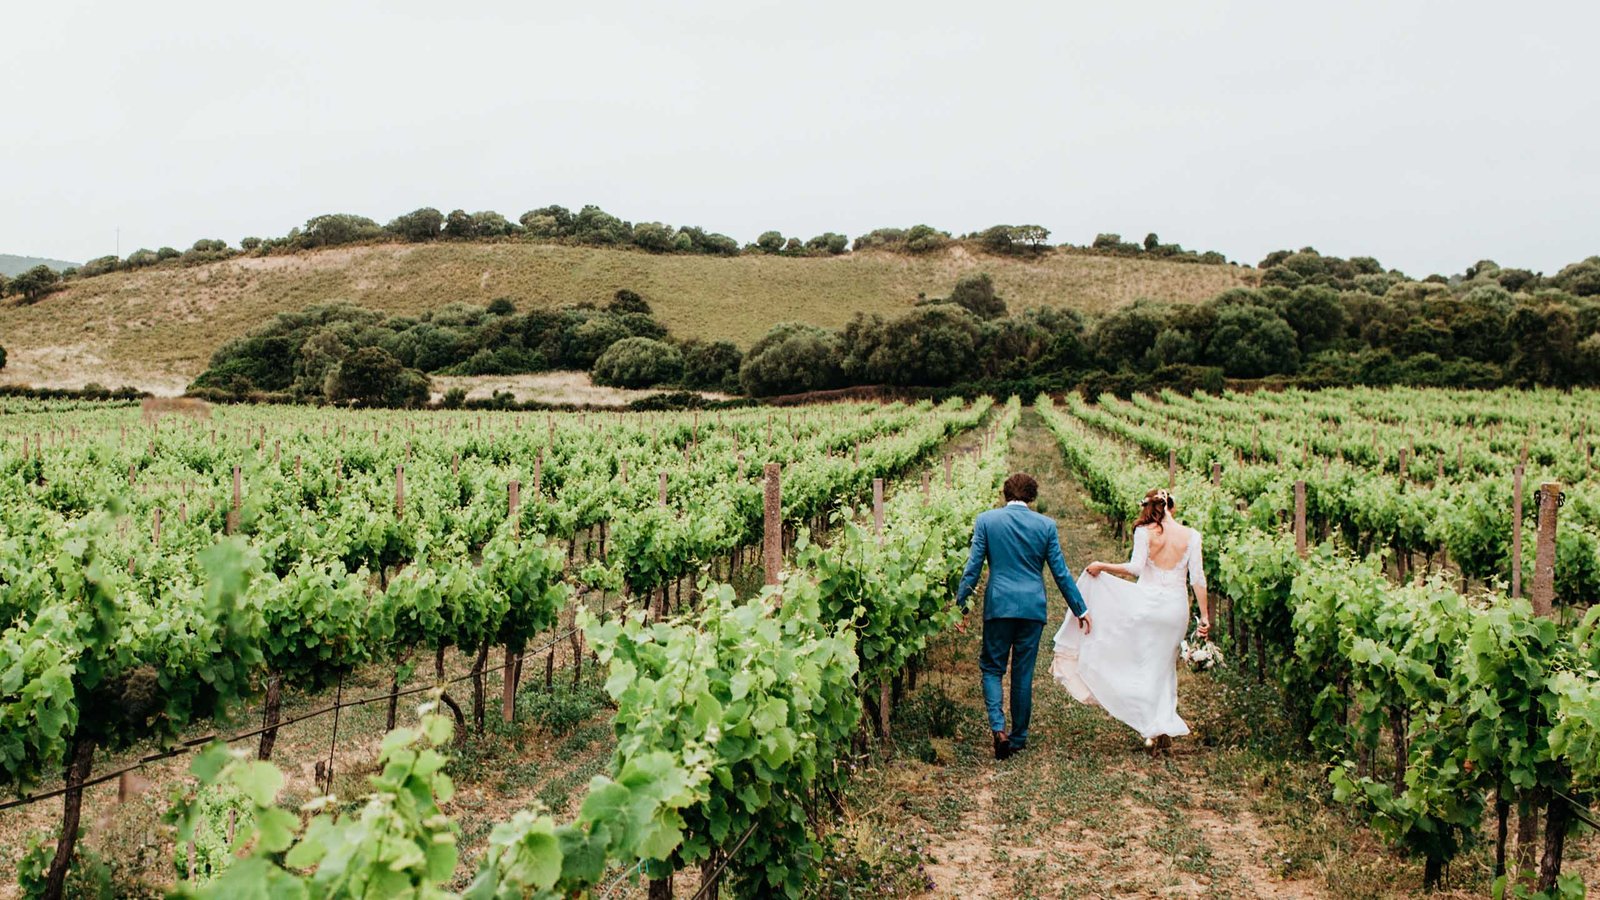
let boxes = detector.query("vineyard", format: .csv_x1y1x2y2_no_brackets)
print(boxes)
1039,387,1600,896
0,388,1597,898
0,396,1014,898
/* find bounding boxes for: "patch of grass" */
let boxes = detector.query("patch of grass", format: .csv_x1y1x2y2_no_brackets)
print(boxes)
811,822,938,899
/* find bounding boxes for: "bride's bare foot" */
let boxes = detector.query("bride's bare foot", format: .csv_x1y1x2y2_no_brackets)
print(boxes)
1143,737,1157,757
1157,734,1173,756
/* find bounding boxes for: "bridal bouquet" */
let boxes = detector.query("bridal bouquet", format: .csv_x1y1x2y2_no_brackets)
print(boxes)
1180,621,1224,672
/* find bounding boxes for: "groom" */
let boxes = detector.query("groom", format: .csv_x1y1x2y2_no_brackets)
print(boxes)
955,473,1091,760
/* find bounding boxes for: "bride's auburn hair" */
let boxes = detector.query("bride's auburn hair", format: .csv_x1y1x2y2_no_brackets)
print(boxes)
1133,488,1175,531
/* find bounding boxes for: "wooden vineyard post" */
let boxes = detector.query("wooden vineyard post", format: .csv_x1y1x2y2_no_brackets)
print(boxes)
152,508,161,546
621,459,629,485
1294,481,1307,558
1398,447,1409,482
944,454,953,489
763,463,782,586
1167,449,1177,490
395,466,405,518
872,478,884,537
1211,462,1222,487
1530,482,1560,618
499,477,518,720
1530,481,1570,890
227,465,241,535
921,471,931,503
658,471,668,507
1512,465,1525,599
534,450,543,495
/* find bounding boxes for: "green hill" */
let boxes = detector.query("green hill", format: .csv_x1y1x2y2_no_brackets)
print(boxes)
0,242,1254,393
0,254,79,277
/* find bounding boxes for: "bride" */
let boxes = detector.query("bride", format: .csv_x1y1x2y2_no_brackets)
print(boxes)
1050,488,1210,752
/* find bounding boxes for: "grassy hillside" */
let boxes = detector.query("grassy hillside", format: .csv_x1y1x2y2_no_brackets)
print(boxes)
0,254,79,277
0,242,1254,393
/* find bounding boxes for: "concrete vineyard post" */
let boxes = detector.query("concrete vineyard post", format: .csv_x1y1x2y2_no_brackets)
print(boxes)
1512,465,1525,599
1531,482,1560,618
763,463,782,586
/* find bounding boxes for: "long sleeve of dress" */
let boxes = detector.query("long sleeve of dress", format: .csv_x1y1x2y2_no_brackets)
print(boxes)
1126,526,1150,576
1188,531,1206,589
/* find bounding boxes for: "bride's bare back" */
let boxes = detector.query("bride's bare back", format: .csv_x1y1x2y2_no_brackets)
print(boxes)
1145,519,1192,570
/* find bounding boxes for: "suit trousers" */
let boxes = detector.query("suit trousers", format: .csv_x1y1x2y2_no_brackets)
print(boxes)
979,617,1044,748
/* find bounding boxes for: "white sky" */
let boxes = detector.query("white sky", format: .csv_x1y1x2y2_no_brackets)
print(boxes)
4,0,1596,277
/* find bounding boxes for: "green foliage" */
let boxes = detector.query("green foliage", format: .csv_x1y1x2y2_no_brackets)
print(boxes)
591,337,684,389
324,346,431,408
301,213,385,248
738,322,844,396
386,207,445,242
679,339,742,392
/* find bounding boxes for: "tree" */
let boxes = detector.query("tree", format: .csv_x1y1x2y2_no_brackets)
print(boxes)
1144,233,1161,251
857,304,982,386
323,346,429,407
945,273,1008,319
591,337,683,388
806,232,849,255
444,209,474,239
385,208,444,242
607,289,651,316
755,231,785,253
739,323,844,396
631,222,675,252
978,225,1015,254
680,340,742,391
783,237,804,253
1279,285,1348,353
1552,256,1600,297
571,205,631,245
519,205,574,238
1204,305,1300,377
1505,304,1580,386
486,297,517,316
9,265,61,303
156,246,180,261
1091,301,1167,370
903,224,950,253
238,237,263,251
301,214,383,248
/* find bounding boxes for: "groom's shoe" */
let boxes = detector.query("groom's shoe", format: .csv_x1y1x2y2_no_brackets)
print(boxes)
992,731,1013,760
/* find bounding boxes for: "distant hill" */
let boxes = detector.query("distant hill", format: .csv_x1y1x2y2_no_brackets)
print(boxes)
0,254,79,277
0,242,1254,394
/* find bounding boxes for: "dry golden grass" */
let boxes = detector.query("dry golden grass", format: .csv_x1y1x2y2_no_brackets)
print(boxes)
0,242,1255,392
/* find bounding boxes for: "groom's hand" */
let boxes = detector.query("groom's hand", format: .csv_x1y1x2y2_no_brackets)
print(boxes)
1077,614,1093,635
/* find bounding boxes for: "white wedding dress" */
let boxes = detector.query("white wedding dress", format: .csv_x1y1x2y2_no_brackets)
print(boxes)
1050,525,1204,740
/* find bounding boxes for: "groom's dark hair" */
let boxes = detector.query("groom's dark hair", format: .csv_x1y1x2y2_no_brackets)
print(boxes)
1003,473,1038,503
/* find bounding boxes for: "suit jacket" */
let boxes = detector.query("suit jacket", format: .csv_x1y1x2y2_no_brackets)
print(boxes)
956,502,1088,623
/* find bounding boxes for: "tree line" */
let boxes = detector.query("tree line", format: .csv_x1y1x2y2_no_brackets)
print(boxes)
0,205,1251,309
185,245,1600,409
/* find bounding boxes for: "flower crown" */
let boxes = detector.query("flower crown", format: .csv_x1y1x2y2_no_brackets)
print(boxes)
1144,489,1174,507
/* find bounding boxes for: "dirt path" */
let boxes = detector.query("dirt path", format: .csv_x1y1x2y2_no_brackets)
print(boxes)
828,410,1494,899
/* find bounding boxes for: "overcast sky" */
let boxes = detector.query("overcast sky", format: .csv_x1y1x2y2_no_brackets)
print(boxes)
4,0,1596,277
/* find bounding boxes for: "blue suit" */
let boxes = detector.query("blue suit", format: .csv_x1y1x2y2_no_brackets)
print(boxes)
956,502,1088,748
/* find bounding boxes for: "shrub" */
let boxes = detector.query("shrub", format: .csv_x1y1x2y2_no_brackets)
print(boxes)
7,265,61,303
324,346,430,407
385,207,444,242
300,214,383,248
805,232,849,255
755,231,785,253
739,322,844,396
945,273,1007,319
1205,304,1301,377
156,246,181,261
607,289,651,316
680,339,743,392
591,337,684,388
